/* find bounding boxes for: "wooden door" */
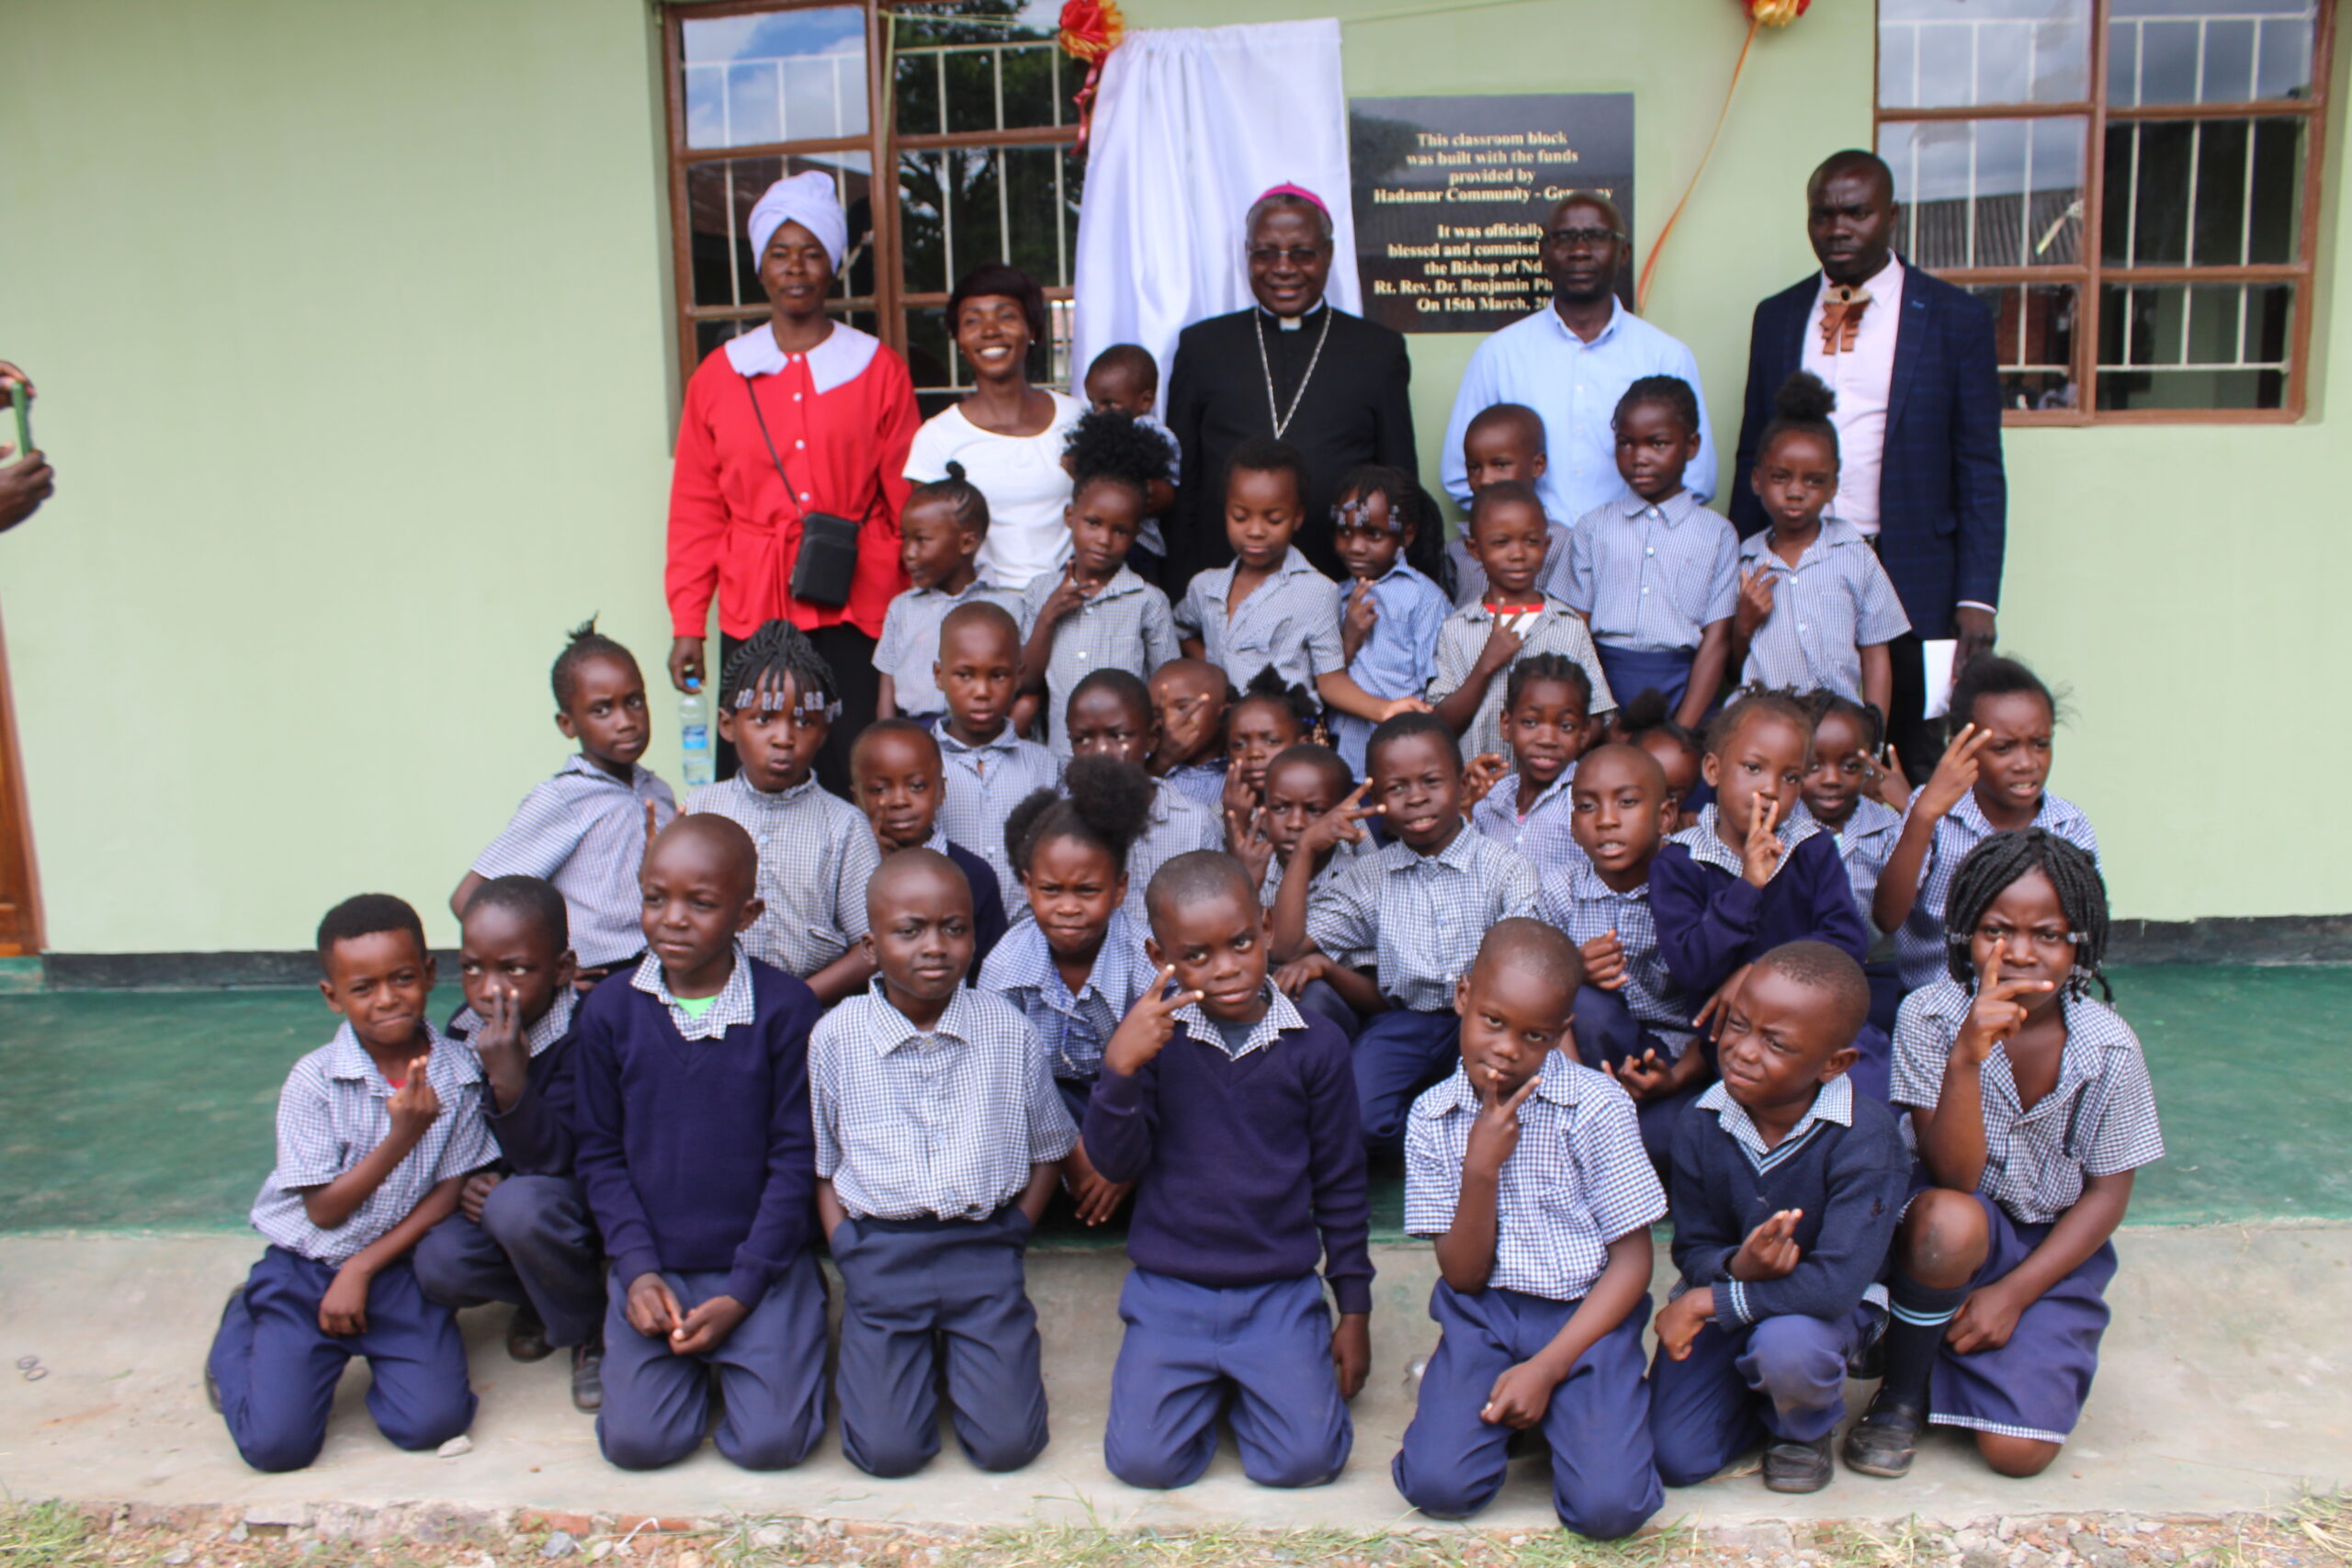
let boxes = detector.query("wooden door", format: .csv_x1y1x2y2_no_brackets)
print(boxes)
0,602,42,953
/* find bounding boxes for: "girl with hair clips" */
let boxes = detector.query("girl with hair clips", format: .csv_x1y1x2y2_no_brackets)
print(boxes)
666,173,920,796
1848,831,2162,1483
684,621,879,1007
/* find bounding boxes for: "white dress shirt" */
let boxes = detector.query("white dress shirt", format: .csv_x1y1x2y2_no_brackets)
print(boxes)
1799,254,1903,539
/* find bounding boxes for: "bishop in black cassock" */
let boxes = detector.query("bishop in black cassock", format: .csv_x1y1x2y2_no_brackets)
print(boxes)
1161,186,1419,588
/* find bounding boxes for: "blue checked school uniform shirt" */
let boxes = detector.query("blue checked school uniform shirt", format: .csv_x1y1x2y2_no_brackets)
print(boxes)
1893,791,2100,991
1428,596,1618,765
1118,779,1222,930
1017,564,1182,756
1735,521,1912,699
937,727,1062,922
1440,299,1720,520
1470,768,1581,875
978,908,1156,1083
1174,546,1345,695
1796,796,1905,935
1890,979,2165,1225
1563,490,1741,653
810,984,1078,1222
471,755,678,968
873,579,1021,719
1159,759,1228,811
249,1023,498,1264
1329,561,1453,775
685,774,877,980
1537,852,1697,1058
1406,1051,1667,1302
1260,833,1366,908
1304,829,1541,1011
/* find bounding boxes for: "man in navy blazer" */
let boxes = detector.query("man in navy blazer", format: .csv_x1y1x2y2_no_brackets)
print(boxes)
1729,151,2006,781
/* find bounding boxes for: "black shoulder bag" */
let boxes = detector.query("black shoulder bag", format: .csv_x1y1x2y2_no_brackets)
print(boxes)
741,375,861,608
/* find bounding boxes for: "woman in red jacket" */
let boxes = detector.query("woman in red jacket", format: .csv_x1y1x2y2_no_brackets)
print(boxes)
665,172,921,793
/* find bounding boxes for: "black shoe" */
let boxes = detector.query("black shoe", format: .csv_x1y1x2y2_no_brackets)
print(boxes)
1763,1434,1835,1493
507,1305,553,1363
1847,1305,1890,1381
1842,1390,1926,1478
570,1339,604,1414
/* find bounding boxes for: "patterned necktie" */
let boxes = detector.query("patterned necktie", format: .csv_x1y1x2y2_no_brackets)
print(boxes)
1819,286,1871,355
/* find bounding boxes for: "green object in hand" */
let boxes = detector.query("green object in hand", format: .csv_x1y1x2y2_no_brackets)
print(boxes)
7,382,28,461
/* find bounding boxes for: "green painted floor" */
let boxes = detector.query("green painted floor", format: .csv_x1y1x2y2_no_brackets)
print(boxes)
0,965,2344,1237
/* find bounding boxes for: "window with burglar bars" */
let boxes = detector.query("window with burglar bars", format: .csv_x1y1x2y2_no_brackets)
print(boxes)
1876,0,2334,422
662,0,1083,416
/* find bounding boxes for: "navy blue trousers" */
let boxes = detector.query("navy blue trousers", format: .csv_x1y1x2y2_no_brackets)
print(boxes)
208,1247,475,1472
831,1207,1048,1477
1292,977,1362,1042
595,1255,827,1472
1649,1303,1876,1485
1355,1007,1462,1152
1104,1269,1351,1490
413,1175,605,1349
1595,644,1695,717
1393,1282,1661,1539
1570,985,1703,1168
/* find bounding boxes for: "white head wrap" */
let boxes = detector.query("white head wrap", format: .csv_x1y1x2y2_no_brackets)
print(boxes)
748,171,849,271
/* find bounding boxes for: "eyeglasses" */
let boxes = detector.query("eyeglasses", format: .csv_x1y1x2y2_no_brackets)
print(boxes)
1248,245,1329,266
1544,226,1622,249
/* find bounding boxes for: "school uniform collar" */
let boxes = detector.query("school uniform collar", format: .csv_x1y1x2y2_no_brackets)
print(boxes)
859,982,980,1058
1000,910,1148,1008
322,1021,477,1089
1423,1046,1588,1119
1459,593,1574,626
1697,1073,1853,1168
1365,559,1434,593
447,985,579,1060
1740,516,1869,572
938,724,1024,760
558,752,654,791
629,942,758,1041
1375,822,1486,877
1089,564,1152,604
1949,787,2072,841
1172,987,1306,1061
1497,767,1577,821
1672,806,1820,881
1565,851,1650,904
1793,795,1903,847
725,772,827,809
911,577,1001,605
1611,488,1705,526
722,318,883,396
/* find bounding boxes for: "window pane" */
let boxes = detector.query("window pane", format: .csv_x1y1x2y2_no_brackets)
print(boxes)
2107,0,2316,107
681,7,869,150
891,4,1067,136
1877,0,2090,109
684,153,875,310
1968,284,2083,412
2096,280,2292,409
897,142,1082,298
2100,116,2303,267
1882,117,2086,269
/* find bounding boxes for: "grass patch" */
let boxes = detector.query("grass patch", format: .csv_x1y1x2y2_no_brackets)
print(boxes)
0,1503,109,1568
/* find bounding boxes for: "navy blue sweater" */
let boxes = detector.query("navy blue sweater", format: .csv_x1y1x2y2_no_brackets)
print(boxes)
1650,829,1872,1001
571,959,820,1306
943,838,1008,977
1083,1010,1374,1314
1668,1087,1910,1327
444,1006,579,1177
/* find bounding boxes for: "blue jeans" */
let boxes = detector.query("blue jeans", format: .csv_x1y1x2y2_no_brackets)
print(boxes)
1353,1007,1462,1152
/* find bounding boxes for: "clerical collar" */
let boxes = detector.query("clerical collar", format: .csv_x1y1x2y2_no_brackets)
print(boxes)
1257,299,1329,333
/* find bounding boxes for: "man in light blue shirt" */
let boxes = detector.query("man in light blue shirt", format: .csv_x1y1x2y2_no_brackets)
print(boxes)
1440,195,1717,521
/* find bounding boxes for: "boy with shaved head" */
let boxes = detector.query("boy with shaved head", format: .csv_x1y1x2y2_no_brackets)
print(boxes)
1647,942,1908,1495
572,815,826,1472
811,849,1075,1477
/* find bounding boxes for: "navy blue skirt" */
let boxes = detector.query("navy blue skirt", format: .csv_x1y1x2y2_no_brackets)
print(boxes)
1929,1192,2118,1444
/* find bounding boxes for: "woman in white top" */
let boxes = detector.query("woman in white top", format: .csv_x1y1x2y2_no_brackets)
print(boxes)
904,264,1081,593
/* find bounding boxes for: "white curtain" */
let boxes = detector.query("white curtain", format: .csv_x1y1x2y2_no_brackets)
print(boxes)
1069,19,1361,410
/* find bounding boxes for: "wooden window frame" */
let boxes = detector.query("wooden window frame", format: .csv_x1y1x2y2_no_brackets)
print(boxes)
660,0,1082,392
1874,0,2335,425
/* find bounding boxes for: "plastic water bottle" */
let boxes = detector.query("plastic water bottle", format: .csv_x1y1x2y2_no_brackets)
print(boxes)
679,680,714,788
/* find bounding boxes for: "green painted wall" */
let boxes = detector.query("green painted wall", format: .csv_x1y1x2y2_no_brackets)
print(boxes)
0,0,2342,953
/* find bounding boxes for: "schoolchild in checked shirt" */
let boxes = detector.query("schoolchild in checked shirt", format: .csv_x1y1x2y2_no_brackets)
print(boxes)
208,895,496,1473
1391,919,1666,1540
812,850,1076,1478
457,620,676,988
1848,831,2161,1485
684,620,880,1006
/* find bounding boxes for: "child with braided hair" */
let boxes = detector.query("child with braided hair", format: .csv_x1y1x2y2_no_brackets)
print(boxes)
685,619,879,1005
1846,830,2161,1483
